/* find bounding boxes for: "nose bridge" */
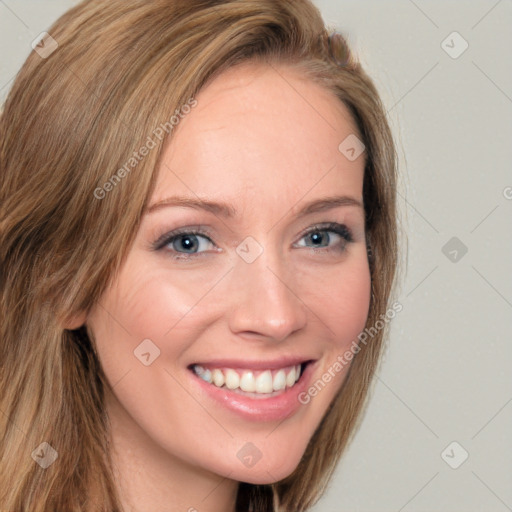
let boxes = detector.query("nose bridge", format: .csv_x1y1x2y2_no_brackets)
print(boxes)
227,236,307,340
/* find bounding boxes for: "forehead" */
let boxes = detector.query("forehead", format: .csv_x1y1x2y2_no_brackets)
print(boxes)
152,61,364,213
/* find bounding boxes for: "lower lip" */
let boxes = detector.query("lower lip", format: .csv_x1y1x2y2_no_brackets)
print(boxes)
188,361,317,422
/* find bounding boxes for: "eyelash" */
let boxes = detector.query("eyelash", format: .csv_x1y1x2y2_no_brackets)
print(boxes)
152,222,354,260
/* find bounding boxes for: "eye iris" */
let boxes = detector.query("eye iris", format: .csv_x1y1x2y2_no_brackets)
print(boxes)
175,234,198,253
309,231,328,246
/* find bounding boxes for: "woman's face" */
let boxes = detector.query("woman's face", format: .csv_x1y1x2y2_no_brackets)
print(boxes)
85,62,370,486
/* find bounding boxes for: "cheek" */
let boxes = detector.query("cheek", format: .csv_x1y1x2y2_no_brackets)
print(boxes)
301,252,372,347
84,272,181,389
336,263,372,345
93,264,203,348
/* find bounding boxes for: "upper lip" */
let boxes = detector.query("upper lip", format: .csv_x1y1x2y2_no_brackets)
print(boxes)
189,356,316,371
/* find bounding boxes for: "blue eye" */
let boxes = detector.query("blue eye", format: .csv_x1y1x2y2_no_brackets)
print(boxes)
296,222,353,251
153,222,353,259
154,228,215,259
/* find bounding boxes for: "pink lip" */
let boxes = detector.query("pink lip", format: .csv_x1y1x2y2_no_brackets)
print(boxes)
188,360,317,422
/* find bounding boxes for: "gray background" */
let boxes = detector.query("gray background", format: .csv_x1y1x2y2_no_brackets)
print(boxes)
1,1,511,511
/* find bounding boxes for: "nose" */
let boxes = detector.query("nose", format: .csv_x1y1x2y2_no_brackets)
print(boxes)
226,246,308,343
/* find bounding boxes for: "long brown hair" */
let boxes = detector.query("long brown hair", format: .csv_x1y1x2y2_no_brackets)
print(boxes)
0,1,399,510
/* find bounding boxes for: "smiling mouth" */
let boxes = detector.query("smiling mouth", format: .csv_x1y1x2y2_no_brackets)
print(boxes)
188,362,311,397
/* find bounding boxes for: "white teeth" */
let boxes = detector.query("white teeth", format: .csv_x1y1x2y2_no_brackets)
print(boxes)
224,369,240,390
239,371,256,392
212,369,225,387
286,367,296,388
273,369,286,391
255,370,273,393
193,365,213,383
193,363,304,395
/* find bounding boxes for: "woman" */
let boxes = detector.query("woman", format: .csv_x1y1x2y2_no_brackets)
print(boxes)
0,0,399,510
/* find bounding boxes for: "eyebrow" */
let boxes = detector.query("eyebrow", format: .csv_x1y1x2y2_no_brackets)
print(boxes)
146,194,363,218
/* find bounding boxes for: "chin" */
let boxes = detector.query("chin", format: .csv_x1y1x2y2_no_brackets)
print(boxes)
232,452,304,485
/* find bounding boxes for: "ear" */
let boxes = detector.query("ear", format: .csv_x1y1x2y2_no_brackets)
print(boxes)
62,311,88,331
